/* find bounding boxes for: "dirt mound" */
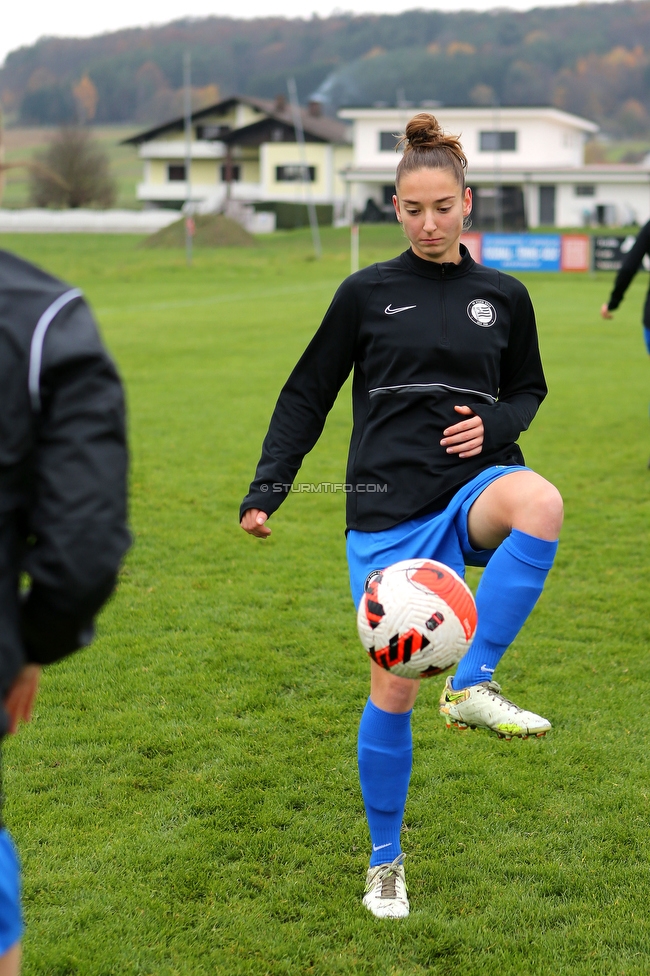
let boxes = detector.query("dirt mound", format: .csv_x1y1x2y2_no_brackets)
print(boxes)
141,213,256,248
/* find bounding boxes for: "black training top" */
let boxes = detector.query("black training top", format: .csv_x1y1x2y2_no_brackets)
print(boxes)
0,249,130,741
607,220,650,325
241,245,547,532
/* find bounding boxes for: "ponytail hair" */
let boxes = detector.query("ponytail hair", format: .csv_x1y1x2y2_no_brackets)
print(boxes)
395,113,468,190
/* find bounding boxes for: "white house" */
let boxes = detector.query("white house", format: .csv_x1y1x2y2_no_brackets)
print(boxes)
125,95,352,221
338,106,650,229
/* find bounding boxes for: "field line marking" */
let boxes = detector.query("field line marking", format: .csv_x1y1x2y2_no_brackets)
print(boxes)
95,280,342,316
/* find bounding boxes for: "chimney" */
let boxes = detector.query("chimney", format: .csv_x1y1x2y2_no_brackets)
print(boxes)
308,99,322,118
274,94,287,113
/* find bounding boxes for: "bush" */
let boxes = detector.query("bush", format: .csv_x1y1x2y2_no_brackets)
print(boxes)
29,128,116,209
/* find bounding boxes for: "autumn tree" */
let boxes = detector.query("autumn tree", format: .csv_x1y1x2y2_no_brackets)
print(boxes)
73,74,98,124
29,128,116,209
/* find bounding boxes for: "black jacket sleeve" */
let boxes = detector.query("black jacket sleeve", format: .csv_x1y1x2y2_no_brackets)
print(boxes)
240,275,364,520
467,277,547,453
607,222,650,311
20,299,130,664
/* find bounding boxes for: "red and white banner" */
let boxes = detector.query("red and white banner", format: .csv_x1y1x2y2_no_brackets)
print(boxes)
561,235,590,272
461,232,482,263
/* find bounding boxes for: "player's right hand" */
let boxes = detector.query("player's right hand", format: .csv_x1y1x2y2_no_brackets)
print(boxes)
600,303,613,320
4,664,41,734
241,508,271,538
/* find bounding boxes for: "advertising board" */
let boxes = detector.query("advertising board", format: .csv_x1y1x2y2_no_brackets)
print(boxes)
593,235,638,272
481,234,562,272
460,232,482,263
561,235,591,272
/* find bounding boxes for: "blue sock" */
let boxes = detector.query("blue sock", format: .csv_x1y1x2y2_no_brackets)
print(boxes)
452,529,558,690
358,699,412,867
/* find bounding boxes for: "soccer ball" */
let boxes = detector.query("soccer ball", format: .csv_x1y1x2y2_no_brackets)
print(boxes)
357,558,477,679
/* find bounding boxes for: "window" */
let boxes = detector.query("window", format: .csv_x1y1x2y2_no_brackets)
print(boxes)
382,184,396,205
276,164,316,182
220,164,241,181
196,124,231,140
575,185,596,196
471,185,526,231
379,131,398,152
168,164,186,181
479,131,517,152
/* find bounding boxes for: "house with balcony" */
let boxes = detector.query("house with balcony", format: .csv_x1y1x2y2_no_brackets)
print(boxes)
338,105,650,228
124,95,352,222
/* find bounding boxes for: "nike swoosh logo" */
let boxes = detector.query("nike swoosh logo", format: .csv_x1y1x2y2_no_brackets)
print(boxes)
480,665,495,673
373,842,392,851
385,304,417,315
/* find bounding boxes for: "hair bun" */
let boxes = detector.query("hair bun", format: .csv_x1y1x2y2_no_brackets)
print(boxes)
395,111,468,189
404,113,444,150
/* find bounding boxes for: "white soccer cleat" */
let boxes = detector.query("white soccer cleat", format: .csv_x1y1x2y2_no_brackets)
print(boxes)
439,676,551,739
362,854,409,919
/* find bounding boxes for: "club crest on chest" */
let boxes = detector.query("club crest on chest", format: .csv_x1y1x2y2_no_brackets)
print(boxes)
467,300,497,327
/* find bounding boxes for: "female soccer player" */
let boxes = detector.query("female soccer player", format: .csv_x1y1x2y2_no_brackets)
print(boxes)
240,113,563,919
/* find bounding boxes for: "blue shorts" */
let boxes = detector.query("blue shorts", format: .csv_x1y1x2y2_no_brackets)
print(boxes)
0,830,22,955
347,464,528,608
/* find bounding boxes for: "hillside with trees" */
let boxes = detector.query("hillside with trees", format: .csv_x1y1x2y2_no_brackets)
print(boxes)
3,2,650,135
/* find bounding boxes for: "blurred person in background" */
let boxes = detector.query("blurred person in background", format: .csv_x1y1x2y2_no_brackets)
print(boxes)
600,220,650,340
601,221,650,464
0,249,130,975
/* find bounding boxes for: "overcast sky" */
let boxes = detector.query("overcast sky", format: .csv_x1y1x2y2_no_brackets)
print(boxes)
2,0,616,69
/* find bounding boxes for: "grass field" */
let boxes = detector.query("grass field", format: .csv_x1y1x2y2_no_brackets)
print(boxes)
1,225,650,975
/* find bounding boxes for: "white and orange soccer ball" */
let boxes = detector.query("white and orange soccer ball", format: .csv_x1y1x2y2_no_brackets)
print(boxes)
357,558,477,679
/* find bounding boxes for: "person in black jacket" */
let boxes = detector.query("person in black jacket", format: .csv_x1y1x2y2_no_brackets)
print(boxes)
601,220,650,353
240,114,563,918
601,222,650,463
0,249,130,975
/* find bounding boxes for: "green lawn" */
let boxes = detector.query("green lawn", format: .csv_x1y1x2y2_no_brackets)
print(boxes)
2,225,650,975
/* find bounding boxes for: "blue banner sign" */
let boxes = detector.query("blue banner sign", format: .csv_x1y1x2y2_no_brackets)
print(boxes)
481,234,562,272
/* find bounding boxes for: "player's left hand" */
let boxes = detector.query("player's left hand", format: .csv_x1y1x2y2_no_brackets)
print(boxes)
441,406,484,458
600,303,613,320
4,664,41,734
